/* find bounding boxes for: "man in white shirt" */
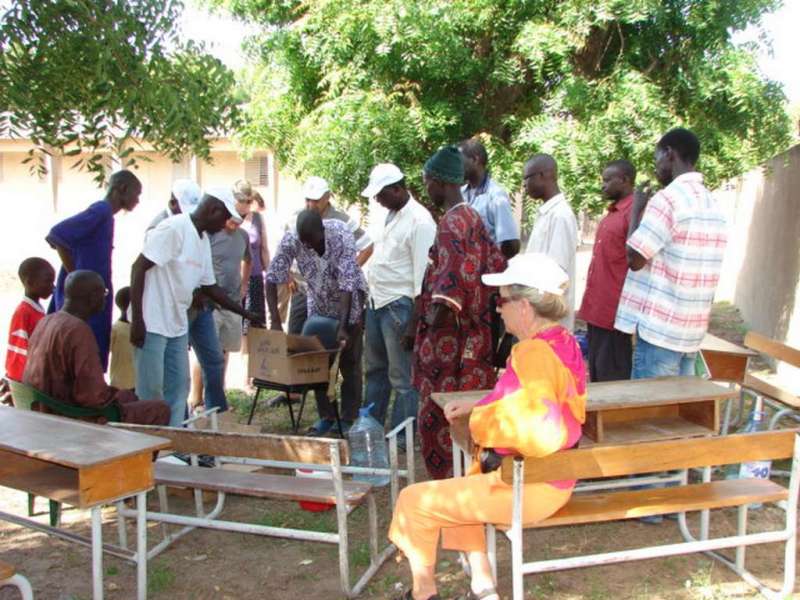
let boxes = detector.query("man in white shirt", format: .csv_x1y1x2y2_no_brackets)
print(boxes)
524,154,578,330
361,164,436,443
130,188,261,426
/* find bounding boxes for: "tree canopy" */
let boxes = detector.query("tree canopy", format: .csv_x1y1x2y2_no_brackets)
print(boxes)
1,0,241,182
220,0,792,215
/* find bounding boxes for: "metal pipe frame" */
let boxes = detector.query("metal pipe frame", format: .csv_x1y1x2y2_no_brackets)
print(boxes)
497,435,800,600
0,574,33,600
115,424,410,599
0,489,151,600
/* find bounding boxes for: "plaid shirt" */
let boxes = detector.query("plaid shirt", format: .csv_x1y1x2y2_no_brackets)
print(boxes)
614,172,727,353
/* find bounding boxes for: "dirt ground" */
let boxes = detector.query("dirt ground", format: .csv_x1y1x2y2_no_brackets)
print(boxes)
1,302,797,599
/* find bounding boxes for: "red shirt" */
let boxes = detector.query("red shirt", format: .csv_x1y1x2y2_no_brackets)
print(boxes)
5,298,46,381
577,195,633,330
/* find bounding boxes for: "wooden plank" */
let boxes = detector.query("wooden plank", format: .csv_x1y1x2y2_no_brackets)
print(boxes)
744,371,800,408
600,404,679,424
80,452,154,508
0,561,15,580
700,352,749,383
154,464,371,505
531,479,788,528
678,400,718,432
114,424,349,466
701,333,757,357
0,406,170,469
432,377,737,412
600,417,713,445
583,411,602,442
0,450,80,506
500,429,798,484
586,377,737,410
745,331,800,368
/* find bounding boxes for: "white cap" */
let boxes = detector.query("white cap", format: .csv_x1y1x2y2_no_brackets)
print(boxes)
171,179,202,215
482,253,568,296
361,163,404,198
205,186,243,224
302,176,330,201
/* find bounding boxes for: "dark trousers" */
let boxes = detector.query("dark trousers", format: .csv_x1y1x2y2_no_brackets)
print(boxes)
587,323,632,382
288,290,308,335
301,315,363,422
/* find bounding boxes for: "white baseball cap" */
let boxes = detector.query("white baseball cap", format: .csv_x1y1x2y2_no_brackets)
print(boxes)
204,186,244,224
482,253,568,296
171,179,202,215
302,176,330,201
361,163,404,198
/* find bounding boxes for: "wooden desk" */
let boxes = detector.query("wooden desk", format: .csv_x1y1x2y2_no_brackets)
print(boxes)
0,407,170,600
433,376,737,451
700,333,757,384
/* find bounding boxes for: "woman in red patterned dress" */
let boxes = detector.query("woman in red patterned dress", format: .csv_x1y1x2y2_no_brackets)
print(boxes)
413,146,506,479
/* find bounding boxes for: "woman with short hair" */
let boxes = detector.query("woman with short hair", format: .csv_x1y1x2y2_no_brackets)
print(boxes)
389,253,587,600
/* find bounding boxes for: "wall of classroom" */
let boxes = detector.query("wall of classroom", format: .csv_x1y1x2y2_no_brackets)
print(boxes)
713,143,800,363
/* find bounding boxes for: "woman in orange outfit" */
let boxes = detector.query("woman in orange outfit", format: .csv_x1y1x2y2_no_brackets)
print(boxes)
389,253,587,600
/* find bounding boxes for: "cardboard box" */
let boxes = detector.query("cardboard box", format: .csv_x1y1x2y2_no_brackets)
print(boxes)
247,328,335,386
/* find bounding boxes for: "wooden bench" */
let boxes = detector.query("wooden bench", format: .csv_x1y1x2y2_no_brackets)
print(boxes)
489,430,799,600
112,424,410,598
742,331,800,429
0,560,33,599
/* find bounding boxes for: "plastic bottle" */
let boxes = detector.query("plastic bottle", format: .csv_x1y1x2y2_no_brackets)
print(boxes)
737,409,771,509
348,404,390,486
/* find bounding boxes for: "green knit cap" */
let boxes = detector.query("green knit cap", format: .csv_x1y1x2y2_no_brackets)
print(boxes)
423,145,464,184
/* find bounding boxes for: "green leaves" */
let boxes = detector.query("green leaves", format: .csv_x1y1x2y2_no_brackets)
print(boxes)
228,0,790,214
0,0,241,184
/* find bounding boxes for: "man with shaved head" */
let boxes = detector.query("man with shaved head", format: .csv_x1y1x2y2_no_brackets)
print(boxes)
266,208,368,435
23,270,170,425
523,154,578,329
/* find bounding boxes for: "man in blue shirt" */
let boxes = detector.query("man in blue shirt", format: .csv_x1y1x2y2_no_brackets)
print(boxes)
459,138,520,260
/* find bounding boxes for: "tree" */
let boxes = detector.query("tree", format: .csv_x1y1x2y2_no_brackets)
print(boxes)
219,0,791,217
1,0,242,182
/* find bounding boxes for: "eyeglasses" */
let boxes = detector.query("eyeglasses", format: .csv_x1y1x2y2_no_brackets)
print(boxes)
496,296,518,308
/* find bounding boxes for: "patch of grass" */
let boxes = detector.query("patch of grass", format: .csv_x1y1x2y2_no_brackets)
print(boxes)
105,565,119,577
585,577,611,600
352,541,371,568
368,573,401,595
529,573,556,596
148,562,176,595
685,561,727,600
255,508,337,533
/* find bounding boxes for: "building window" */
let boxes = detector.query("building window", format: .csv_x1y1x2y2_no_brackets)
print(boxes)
172,157,191,181
245,155,269,186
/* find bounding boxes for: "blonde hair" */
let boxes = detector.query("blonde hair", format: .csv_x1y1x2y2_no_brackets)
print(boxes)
508,283,568,321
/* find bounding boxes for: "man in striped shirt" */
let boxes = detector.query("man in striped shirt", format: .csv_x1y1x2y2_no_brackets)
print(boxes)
615,128,727,378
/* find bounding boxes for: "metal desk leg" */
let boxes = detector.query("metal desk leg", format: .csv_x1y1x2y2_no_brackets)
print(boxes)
91,506,104,600
247,387,263,425
136,492,147,600
294,389,310,433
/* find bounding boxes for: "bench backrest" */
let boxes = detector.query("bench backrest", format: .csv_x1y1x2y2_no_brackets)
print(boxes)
112,424,349,466
745,331,800,369
501,430,797,484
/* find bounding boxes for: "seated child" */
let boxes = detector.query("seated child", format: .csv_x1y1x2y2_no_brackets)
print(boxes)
5,257,55,383
109,287,135,390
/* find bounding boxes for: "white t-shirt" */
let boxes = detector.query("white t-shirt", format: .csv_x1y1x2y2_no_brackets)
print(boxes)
142,214,216,337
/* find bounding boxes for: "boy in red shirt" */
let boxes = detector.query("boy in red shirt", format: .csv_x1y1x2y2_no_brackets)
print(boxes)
5,257,56,382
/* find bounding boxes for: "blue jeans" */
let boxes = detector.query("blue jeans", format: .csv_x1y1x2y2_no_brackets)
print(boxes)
302,315,363,422
135,331,191,426
188,307,228,413
364,297,418,430
631,333,697,379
